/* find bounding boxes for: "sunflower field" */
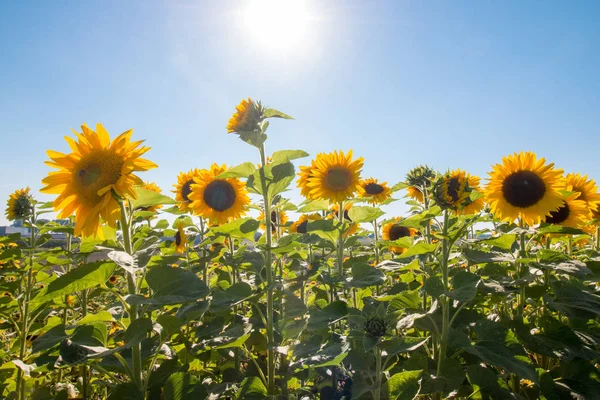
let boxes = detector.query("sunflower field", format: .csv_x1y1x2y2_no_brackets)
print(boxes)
2,98,600,400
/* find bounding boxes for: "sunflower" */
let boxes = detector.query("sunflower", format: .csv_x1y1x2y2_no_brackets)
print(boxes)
5,187,33,221
41,123,157,237
174,221,187,253
456,174,485,215
406,186,424,203
302,150,364,203
226,98,263,133
381,217,419,254
328,203,358,235
544,192,589,228
297,159,318,199
433,169,474,211
188,163,250,225
258,209,289,232
359,178,391,204
108,275,118,284
289,213,322,234
173,169,203,213
485,152,565,226
565,173,600,212
140,181,162,213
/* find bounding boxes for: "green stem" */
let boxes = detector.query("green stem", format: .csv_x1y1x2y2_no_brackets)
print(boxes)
374,347,382,400
337,201,345,277
567,236,573,257
228,238,240,374
517,220,527,319
81,289,88,399
373,219,380,265
259,145,276,396
596,226,600,251
436,210,450,379
199,217,208,284
119,201,143,390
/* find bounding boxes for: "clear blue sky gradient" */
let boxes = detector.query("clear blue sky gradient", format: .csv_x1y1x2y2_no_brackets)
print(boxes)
1,1,599,225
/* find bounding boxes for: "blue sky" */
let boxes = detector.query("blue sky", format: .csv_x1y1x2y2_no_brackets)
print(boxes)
1,1,599,225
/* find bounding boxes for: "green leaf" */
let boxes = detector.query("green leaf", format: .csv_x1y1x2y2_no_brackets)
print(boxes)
217,162,256,178
211,282,253,312
378,337,429,357
131,187,177,209
463,341,538,383
538,224,586,235
298,198,330,212
124,318,152,346
349,263,386,288
270,162,295,182
238,376,267,399
78,311,114,325
107,383,144,400
132,267,209,305
396,243,438,259
307,219,339,244
386,370,422,400
423,276,444,298
211,218,259,240
348,206,385,223
271,149,309,164
479,234,516,251
163,372,198,400
32,324,68,353
32,261,115,305
263,107,294,120
448,271,480,302
238,131,267,148
463,248,514,264
308,301,348,331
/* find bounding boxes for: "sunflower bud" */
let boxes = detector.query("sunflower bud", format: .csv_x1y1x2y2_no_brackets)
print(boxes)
433,170,474,211
364,316,387,338
406,165,436,188
226,98,263,134
5,188,34,221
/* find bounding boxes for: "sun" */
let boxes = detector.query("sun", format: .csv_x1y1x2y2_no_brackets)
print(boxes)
243,0,311,51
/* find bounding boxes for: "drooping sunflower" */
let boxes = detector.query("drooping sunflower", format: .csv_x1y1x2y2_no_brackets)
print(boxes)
174,221,187,253
5,187,33,221
406,186,424,203
226,98,263,133
456,174,485,215
140,181,162,214
302,150,364,203
328,203,358,235
289,213,322,234
565,173,600,212
188,163,250,225
41,123,157,237
485,152,565,226
405,165,437,203
381,217,419,254
358,178,391,204
544,192,589,228
173,169,203,213
433,169,475,211
258,209,289,232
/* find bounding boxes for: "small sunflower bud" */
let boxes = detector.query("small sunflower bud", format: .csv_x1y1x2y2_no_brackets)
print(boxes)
406,165,436,188
364,316,387,338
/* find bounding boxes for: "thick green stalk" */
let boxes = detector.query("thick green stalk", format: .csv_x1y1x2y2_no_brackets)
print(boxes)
596,226,600,251
374,347,382,400
436,210,450,379
517,221,527,319
337,201,345,277
119,201,143,390
258,145,276,396
199,217,208,284
373,219,380,265
81,289,88,399
228,238,240,374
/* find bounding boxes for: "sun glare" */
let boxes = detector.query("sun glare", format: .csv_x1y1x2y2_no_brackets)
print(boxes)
243,0,311,51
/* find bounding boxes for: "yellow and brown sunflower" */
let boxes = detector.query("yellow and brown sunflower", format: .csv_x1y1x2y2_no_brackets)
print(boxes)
456,173,485,215
5,187,33,221
173,169,203,213
565,173,600,212
328,203,358,235
188,163,250,225
227,98,262,133
289,213,322,234
433,169,476,211
41,123,157,237
301,150,364,203
258,209,289,233
485,152,565,226
358,178,391,204
406,186,425,203
174,221,187,253
381,217,419,254
544,192,589,228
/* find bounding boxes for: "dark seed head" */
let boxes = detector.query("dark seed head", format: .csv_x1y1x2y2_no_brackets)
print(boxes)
502,171,546,208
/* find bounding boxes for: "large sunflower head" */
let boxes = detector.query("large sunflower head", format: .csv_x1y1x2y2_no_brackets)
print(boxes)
484,152,565,226
358,178,391,204
433,169,475,211
173,169,203,213
226,98,263,134
258,209,289,233
41,123,157,237
174,221,187,253
381,217,419,254
544,192,589,228
140,181,162,214
289,213,322,234
5,188,34,221
188,163,250,225
304,150,364,203
565,173,600,212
